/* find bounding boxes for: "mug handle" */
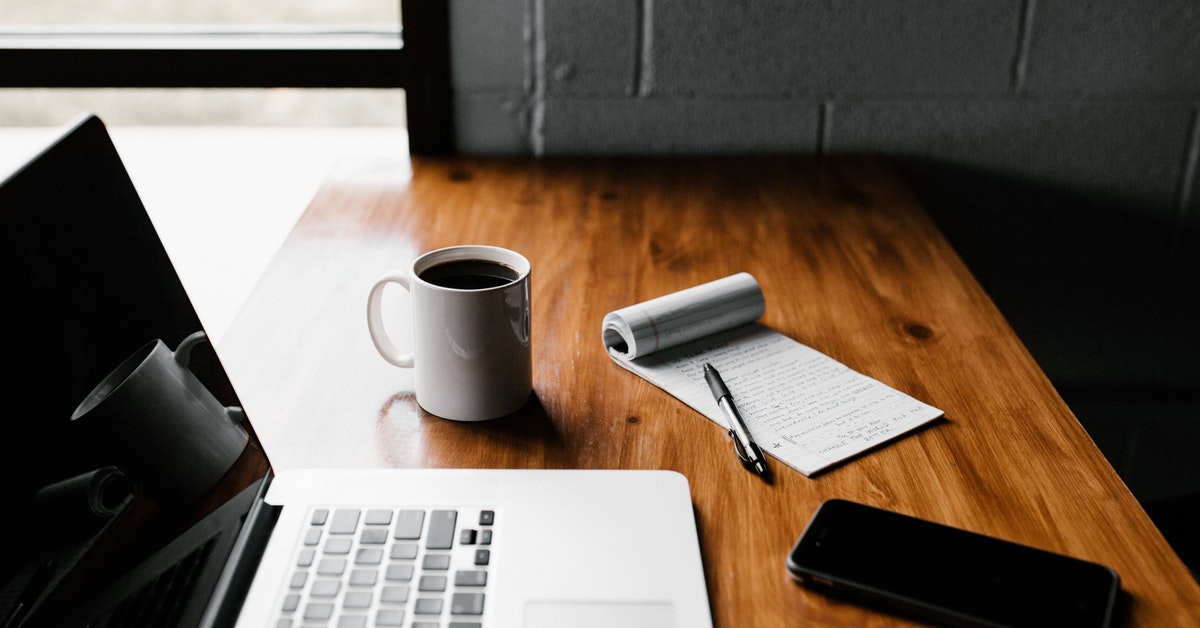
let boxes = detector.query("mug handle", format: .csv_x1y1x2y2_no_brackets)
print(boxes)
171,330,248,427
367,270,416,368
172,330,209,368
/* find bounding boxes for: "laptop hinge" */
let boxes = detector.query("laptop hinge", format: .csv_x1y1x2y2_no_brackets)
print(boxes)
199,472,280,628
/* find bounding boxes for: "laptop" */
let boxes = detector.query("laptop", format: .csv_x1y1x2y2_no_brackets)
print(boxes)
0,113,712,628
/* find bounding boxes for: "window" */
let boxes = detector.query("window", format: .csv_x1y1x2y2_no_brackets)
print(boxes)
0,0,451,153
5,2,397,26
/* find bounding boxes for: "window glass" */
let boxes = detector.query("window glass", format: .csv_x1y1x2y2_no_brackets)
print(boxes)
0,2,404,128
0,89,405,127
6,1,398,26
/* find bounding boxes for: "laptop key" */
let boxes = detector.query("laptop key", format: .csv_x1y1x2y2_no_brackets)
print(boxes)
360,527,389,545
303,602,334,620
364,509,393,525
390,542,419,560
394,509,425,539
380,585,411,604
348,568,377,586
455,570,487,587
324,537,352,555
330,509,360,534
418,575,447,592
310,579,340,597
427,510,457,549
385,564,415,582
375,609,405,626
422,554,451,570
414,598,444,615
342,591,372,609
317,557,347,576
355,548,384,565
451,592,486,615
336,616,367,628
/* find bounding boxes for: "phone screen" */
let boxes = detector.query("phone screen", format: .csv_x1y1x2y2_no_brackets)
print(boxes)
786,499,1120,627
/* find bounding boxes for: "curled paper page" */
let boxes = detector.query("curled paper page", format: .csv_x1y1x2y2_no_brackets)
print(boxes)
602,272,766,360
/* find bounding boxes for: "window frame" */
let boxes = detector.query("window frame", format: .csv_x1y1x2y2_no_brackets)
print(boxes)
0,0,452,154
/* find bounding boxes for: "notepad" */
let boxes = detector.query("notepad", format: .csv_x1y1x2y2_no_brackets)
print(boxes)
602,273,944,476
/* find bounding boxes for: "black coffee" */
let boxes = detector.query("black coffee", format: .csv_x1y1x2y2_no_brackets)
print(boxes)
419,259,520,290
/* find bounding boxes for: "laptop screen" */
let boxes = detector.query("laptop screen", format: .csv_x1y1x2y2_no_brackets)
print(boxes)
0,114,270,626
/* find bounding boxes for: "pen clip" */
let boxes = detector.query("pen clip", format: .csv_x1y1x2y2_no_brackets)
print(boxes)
727,428,752,464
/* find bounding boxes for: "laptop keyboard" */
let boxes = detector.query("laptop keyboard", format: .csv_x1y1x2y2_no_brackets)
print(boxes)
275,506,494,628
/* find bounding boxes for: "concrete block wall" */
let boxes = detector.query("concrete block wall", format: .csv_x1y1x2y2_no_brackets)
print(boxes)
448,0,1200,542
450,1,1198,217
449,1,1198,265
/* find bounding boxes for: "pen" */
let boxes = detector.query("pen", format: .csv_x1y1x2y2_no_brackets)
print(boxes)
703,362,768,475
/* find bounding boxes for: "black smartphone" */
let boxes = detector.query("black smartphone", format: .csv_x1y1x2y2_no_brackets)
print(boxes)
786,499,1121,627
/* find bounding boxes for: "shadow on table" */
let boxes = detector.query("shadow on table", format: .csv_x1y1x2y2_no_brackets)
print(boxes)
896,158,1200,576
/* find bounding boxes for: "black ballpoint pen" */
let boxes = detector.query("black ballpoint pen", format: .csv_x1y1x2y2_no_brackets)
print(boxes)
703,362,768,475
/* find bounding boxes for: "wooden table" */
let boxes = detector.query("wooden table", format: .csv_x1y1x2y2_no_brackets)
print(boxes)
219,154,1200,626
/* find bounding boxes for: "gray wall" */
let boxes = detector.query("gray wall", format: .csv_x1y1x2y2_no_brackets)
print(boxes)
451,1,1198,221
447,0,1200,528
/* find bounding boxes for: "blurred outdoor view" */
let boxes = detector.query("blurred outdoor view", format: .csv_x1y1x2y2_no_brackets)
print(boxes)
6,0,396,24
0,0,405,127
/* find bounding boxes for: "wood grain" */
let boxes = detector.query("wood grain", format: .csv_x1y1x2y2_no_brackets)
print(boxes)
219,154,1200,626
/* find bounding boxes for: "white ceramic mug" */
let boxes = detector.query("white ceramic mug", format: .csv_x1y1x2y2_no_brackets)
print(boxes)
367,245,532,421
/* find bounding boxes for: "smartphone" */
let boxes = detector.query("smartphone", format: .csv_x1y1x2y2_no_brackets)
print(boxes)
786,499,1120,627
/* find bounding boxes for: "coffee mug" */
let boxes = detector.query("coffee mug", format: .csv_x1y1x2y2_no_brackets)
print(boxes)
70,331,249,509
367,245,532,421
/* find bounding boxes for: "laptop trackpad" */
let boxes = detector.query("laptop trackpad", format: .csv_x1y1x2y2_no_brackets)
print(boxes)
525,601,676,628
